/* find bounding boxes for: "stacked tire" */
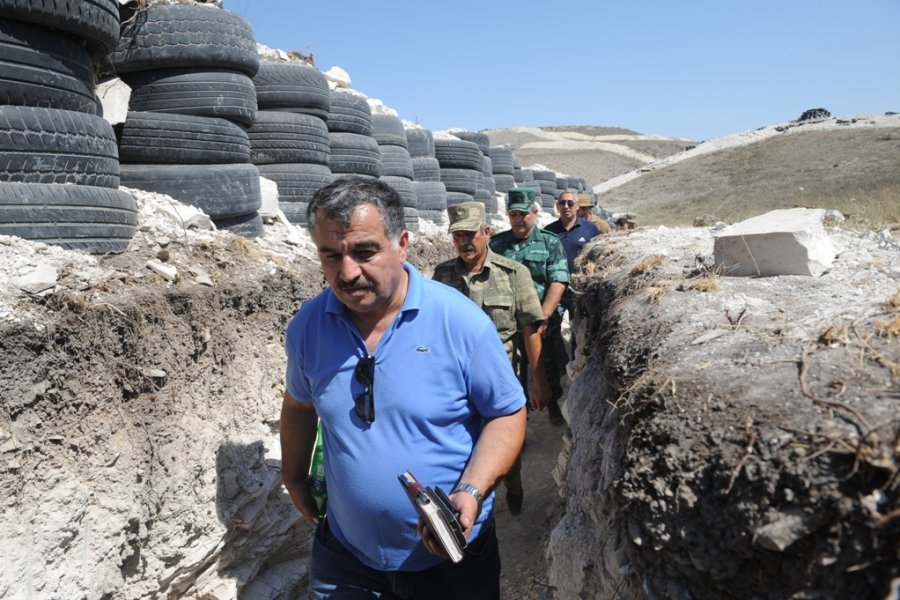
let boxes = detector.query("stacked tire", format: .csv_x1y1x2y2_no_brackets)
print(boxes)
519,169,543,208
372,114,417,232
435,137,483,214
0,1,137,254
113,4,263,237
489,146,516,196
250,61,334,227
533,170,559,211
406,126,446,226
454,130,499,222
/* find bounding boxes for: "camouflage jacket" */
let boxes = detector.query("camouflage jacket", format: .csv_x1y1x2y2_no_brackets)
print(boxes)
488,226,570,302
432,250,545,362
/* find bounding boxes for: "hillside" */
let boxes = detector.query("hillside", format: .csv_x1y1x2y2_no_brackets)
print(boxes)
485,113,900,230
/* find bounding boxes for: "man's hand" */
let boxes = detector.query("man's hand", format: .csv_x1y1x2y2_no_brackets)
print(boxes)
284,475,321,526
416,490,477,559
530,371,551,411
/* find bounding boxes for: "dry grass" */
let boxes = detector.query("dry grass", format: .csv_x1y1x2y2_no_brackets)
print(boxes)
819,324,851,345
875,316,900,338
631,255,664,275
887,289,900,311
682,277,720,293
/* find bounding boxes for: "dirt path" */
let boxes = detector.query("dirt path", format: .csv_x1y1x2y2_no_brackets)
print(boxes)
496,409,567,598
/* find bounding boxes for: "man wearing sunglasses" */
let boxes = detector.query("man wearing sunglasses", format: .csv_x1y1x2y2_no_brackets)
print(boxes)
280,177,527,600
432,201,551,515
489,188,570,427
545,190,602,363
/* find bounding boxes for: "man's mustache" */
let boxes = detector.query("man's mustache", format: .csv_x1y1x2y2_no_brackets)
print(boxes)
337,277,373,291
459,244,476,253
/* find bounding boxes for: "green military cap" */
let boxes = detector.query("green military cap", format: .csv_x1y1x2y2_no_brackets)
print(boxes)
507,187,535,212
447,201,485,232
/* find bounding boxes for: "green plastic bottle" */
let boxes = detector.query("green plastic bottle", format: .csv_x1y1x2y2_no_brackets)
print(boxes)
308,421,327,519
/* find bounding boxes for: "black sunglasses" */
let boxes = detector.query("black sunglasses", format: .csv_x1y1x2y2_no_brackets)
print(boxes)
557,200,576,207
354,356,375,424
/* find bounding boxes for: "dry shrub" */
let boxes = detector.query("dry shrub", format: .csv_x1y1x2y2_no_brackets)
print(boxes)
819,324,850,345
875,315,900,338
886,289,900,311
683,277,720,292
646,287,666,303
631,255,664,275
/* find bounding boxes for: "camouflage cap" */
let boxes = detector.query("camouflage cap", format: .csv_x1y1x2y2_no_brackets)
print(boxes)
447,201,485,233
507,187,535,212
577,193,594,208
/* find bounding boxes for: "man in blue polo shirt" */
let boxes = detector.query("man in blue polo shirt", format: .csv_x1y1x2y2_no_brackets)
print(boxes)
280,176,527,599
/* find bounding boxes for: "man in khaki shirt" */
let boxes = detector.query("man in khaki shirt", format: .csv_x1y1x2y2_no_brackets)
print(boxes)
433,202,549,515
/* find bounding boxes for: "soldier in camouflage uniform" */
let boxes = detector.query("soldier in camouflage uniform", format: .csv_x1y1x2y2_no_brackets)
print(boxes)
433,201,549,515
490,188,570,427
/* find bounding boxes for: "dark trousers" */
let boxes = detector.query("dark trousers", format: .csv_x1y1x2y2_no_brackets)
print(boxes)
514,311,565,406
308,517,500,600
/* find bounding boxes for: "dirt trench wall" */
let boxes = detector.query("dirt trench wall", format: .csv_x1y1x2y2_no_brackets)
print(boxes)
0,261,323,599
546,227,899,600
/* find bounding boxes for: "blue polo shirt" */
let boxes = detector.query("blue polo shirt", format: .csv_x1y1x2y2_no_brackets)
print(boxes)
544,217,601,274
285,262,525,572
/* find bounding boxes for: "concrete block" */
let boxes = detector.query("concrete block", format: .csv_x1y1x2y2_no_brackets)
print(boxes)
258,176,279,219
96,77,131,126
713,208,837,276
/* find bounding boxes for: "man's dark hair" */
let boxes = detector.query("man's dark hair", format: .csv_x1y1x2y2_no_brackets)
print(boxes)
306,176,405,241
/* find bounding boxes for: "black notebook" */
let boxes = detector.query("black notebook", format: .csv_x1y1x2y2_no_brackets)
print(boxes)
398,470,467,563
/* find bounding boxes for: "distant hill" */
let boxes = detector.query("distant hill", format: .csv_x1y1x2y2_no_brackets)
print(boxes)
483,113,900,229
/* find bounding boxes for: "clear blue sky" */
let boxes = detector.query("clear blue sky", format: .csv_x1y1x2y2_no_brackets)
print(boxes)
223,0,899,141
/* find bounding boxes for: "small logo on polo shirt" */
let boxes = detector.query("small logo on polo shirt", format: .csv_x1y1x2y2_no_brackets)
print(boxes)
416,346,431,353
578,236,586,242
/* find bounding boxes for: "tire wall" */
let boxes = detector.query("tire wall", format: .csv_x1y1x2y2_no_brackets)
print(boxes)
0,5,137,253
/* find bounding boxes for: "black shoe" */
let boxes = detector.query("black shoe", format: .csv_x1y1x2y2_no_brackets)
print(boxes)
548,402,564,426
506,490,523,515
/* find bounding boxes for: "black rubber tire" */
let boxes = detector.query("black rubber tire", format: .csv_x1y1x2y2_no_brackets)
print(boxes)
494,174,517,194
453,130,490,156
417,209,444,224
328,90,372,135
513,168,524,183
532,170,556,182
405,128,434,157
488,146,514,175
474,188,496,213
482,173,497,195
119,163,261,219
0,18,97,113
434,138,482,170
445,191,474,207
280,200,309,225
123,68,257,127
378,144,414,179
0,0,119,54
371,114,407,148
0,181,135,253
412,181,446,211
411,156,440,182
0,105,119,187
112,4,258,76
328,132,381,177
257,162,332,205
402,205,419,232
253,61,330,121
248,111,329,165
521,169,534,182
538,179,557,196
440,167,479,195
481,155,493,178
555,177,568,190
118,111,250,164
380,175,416,208
213,211,263,238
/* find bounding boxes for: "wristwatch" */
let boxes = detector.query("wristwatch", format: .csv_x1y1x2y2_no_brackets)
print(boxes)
452,482,483,517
